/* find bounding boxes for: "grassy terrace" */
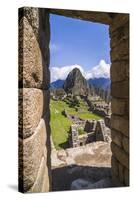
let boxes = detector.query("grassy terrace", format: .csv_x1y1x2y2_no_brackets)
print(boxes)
50,99,102,149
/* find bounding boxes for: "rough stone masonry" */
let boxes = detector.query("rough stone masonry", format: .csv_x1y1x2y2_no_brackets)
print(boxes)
19,7,51,192
19,7,129,192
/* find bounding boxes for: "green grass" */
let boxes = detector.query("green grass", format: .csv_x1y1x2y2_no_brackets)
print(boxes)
50,100,72,150
50,99,102,149
78,127,86,135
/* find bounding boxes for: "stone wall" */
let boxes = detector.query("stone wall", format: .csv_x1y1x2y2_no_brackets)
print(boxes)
110,14,129,186
18,7,51,193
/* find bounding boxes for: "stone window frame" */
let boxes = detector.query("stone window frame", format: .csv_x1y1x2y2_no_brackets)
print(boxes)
19,7,129,192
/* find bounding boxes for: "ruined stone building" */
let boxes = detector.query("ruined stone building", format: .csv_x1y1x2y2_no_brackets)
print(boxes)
69,119,111,148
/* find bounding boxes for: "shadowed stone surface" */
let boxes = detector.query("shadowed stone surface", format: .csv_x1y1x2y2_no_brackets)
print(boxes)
111,98,127,115
111,115,129,136
111,61,129,83
111,129,122,147
122,136,129,153
124,168,129,185
111,142,129,169
49,9,112,24
110,14,129,32
111,156,119,177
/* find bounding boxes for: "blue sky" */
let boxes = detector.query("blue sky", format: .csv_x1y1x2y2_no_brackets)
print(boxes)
50,14,111,82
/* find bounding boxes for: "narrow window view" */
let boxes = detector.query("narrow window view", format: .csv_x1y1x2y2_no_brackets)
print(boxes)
19,7,129,193
50,14,112,191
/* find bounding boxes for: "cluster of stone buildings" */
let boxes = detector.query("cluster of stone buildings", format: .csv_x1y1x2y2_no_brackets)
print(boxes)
69,116,111,148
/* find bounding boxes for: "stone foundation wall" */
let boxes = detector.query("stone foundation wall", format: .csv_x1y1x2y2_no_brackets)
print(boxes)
18,7,51,192
110,14,129,186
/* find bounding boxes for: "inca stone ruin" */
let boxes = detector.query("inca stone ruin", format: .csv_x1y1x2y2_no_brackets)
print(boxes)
19,7,129,192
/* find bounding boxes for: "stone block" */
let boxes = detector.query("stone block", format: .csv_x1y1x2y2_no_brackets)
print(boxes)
50,9,112,24
110,39,129,62
111,98,126,116
124,168,129,186
19,16,43,88
111,115,129,137
111,61,129,83
19,88,43,139
19,118,47,192
111,81,129,99
111,129,122,147
111,156,119,177
111,142,129,169
112,173,124,187
19,7,50,89
19,7,39,39
110,22,129,48
122,136,129,153
110,14,129,33
29,157,49,192
118,163,124,184
125,100,129,116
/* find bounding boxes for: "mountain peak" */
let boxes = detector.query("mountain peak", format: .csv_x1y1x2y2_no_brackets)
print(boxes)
63,68,90,95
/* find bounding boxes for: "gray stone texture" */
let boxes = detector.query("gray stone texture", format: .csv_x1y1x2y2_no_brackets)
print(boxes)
118,163,124,184
111,115,129,137
124,167,129,186
122,136,129,153
111,156,119,177
49,9,113,24
111,61,129,83
111,142,129,169
111,129,122,147
111,81,129,99
111,98,127,116
110,13,129,187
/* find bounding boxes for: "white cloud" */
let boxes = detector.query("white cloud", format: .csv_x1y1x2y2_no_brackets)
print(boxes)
50,60,110,82
85,60,110,80
50,64,84,82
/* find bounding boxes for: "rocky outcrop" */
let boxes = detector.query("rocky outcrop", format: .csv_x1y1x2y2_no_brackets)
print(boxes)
63,68,90,95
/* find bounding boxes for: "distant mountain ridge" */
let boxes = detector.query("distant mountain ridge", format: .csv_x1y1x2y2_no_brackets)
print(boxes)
88,78,110,91
51,76,110,92
50,79,65,89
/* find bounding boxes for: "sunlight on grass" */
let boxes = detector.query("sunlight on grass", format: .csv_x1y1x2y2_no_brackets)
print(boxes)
50,99,102,149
